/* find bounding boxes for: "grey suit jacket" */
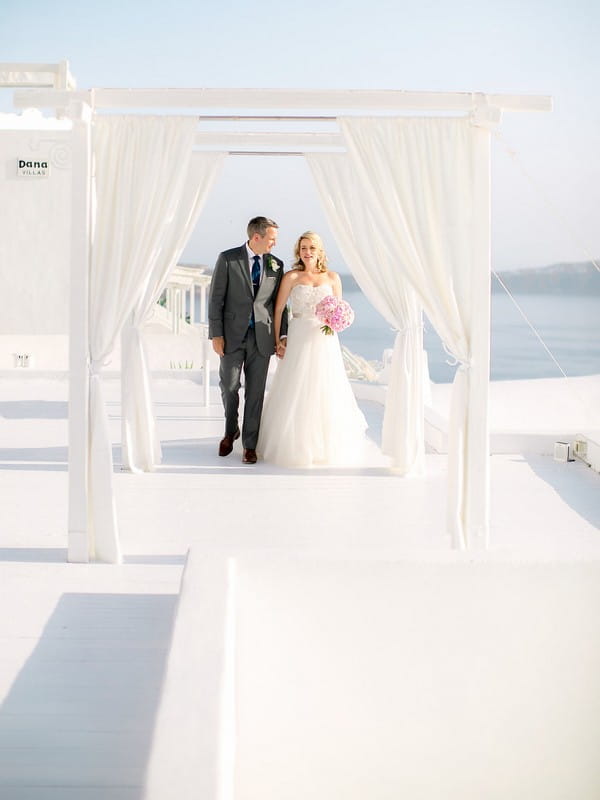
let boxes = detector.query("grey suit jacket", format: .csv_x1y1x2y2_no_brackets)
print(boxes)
208,244,287,356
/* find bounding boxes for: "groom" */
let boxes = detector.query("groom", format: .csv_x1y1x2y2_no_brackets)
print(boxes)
208,216,287,464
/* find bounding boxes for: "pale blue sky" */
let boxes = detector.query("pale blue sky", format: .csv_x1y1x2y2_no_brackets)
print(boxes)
2,0,599,271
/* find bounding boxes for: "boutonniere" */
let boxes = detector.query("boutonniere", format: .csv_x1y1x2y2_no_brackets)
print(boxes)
268,255,280,272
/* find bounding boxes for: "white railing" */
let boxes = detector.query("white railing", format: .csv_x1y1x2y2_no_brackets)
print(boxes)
163,264,211,333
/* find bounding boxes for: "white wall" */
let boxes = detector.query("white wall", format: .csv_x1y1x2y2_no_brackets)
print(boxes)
144,550,600,800
0,330,214,372
233,558,600,800
0,120,71,336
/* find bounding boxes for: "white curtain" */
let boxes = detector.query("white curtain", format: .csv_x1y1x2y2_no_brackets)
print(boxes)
339,116,490,548
306,153,425,475
89,115,198,562
121,151,225,473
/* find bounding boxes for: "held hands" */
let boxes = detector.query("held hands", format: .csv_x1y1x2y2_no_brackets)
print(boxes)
276,338,287,359
213,336,285,358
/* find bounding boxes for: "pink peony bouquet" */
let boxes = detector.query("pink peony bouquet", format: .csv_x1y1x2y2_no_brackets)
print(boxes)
315,295,355,335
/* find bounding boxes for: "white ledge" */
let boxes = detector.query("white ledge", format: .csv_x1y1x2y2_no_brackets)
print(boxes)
0,60,75,90
193,131,345,151
12,87,553,114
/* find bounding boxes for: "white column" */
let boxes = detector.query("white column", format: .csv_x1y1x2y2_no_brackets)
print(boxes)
68,100,92,563
203,335,211,407
200,284,207,323
121,311,134,472
174,289,181,334
465,125,491,548
56,60,70,90
189,285,196,325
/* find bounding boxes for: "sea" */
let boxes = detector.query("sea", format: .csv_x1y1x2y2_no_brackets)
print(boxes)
196,285,599,383
339,290,600,383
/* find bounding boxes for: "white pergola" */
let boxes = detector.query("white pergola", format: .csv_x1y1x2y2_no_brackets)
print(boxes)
0,60,76,91
12,81,552,563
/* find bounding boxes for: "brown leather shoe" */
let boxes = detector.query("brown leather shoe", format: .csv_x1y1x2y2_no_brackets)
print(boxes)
218,428,240,457
242,448,257,464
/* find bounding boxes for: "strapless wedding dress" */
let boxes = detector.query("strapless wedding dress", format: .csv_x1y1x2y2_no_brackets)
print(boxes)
257,284,367,467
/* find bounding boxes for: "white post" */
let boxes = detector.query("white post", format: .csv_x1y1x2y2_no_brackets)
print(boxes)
465,123,491,548
68,100,92,563
204,338,211,407
173,289,178,334
200,284,207,323
176,289,182,334
56,60,69,90
189,285,196,325
120,312,135,472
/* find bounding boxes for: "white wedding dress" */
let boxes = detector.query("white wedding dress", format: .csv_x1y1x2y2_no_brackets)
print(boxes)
257,284,367,467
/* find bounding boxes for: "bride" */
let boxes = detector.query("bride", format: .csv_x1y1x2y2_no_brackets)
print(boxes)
257,231,367,467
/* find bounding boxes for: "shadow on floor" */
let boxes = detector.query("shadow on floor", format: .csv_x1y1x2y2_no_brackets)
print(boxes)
123,554,187,566
0,548,68,563
0,592,177,799
0,445,68,467
153,437,393,476
524,454,600,530
0,445,121,472
0,401,68,419
0,550,186,567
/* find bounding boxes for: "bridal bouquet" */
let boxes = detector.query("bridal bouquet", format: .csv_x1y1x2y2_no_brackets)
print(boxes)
315,295,355,335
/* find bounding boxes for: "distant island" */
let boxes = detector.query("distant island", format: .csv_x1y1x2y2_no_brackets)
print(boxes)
339,260,600,295
180,259,600,295
490,260,600,295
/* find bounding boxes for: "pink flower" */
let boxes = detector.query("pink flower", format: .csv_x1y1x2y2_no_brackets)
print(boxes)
315,296,355,335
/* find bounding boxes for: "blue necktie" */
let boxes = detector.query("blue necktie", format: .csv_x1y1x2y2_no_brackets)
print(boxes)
251,255,261,297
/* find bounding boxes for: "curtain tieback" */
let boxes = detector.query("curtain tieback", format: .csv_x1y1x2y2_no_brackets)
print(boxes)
393,324,424,334
391,325,424,378
442,342,472,370
87,357,111,377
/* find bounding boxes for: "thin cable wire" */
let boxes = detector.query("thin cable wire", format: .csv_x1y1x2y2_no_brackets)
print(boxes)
491,131,597,418
492,271,596,420
493,130,600,273
492,271,569,379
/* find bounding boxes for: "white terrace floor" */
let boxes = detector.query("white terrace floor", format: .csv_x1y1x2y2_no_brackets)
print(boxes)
1,376,599,799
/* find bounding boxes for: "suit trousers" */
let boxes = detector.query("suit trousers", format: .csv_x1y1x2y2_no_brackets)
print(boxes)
219,327,271,450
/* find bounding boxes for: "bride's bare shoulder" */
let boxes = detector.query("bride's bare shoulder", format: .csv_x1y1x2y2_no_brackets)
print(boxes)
282,268,302,284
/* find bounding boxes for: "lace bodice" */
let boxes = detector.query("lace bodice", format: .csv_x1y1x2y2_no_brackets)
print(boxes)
290,283,333,318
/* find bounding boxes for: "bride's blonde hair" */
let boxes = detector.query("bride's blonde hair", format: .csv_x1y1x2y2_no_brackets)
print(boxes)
293,231,328,273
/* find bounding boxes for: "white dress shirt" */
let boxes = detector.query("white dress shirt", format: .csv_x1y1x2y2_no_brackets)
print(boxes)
246,243,262,284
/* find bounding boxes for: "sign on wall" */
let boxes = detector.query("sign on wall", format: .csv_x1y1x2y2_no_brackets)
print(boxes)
17,158,50,178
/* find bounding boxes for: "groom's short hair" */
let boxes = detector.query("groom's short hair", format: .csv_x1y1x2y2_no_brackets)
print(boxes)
247,216,278,239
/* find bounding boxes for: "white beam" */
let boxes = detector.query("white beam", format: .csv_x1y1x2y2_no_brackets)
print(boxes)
13,87,553,114
198,115,337,121
465,125,492,549
55,59,75,90
68,100,92,564
0,61,67,72
193,131,344,151
0,61,75,89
